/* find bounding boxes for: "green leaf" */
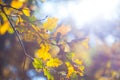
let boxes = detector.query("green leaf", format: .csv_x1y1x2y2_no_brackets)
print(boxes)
43,68,54,80
32,58,43,69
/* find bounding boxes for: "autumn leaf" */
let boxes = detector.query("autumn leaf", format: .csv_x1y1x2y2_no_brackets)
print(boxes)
81,38,89,49
35,49,51,61
65,62,74,78
49,45,60,57
0,13,7,22
4,8,13,15
65,60,84,78
47,58,62,67
43,17,58,31
22,8,30,16
78,65,85,71
54,24,71,37
0,21,10,35
40,32,50,40
75,63,84,76
35,44,51,61
7,26,14,34
73,59,83,65
77,72,84,76
11,0,24,9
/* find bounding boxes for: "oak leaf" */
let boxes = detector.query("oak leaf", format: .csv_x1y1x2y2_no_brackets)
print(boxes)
0,21,10,35
22,8,30,16
11,0,24,9
43,17,58,31
35,44,51,61
43,68,54,80
46,58,62,67
54,24,71,37
65,62,74,78
32,58,43,69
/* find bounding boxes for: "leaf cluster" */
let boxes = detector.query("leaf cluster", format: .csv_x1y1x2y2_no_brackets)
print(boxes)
0,0,88,80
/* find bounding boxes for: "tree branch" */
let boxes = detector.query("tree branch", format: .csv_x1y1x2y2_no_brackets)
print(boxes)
0,4,22,11
1,5,34,60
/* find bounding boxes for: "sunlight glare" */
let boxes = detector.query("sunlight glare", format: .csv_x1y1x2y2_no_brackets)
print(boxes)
73,0,119,27
41,0,119,28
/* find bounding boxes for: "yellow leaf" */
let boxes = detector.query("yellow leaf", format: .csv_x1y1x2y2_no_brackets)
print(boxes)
0,13,7,21
40,33,50,40
78,65,85,71
8,27,14,34
81,38,89,49
65,61,84,78
47,58,62,67
78,72,84,76
73,59,83,65
22,8,30,16
11,1,24,9
35,49,51,61
76,65,84,76
65,62,74,78
0,21,10,35
71,53,75,58
43,17,58,31
54,24,71,37
35,44,51,61
4,8,13,15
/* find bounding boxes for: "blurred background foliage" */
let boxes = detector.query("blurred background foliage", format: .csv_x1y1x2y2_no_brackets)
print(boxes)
0,0,120,80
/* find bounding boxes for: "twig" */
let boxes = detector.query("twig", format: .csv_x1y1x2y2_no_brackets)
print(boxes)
36,16,48,22
0,4,21,11
1,5,34,60
22,55,27,72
